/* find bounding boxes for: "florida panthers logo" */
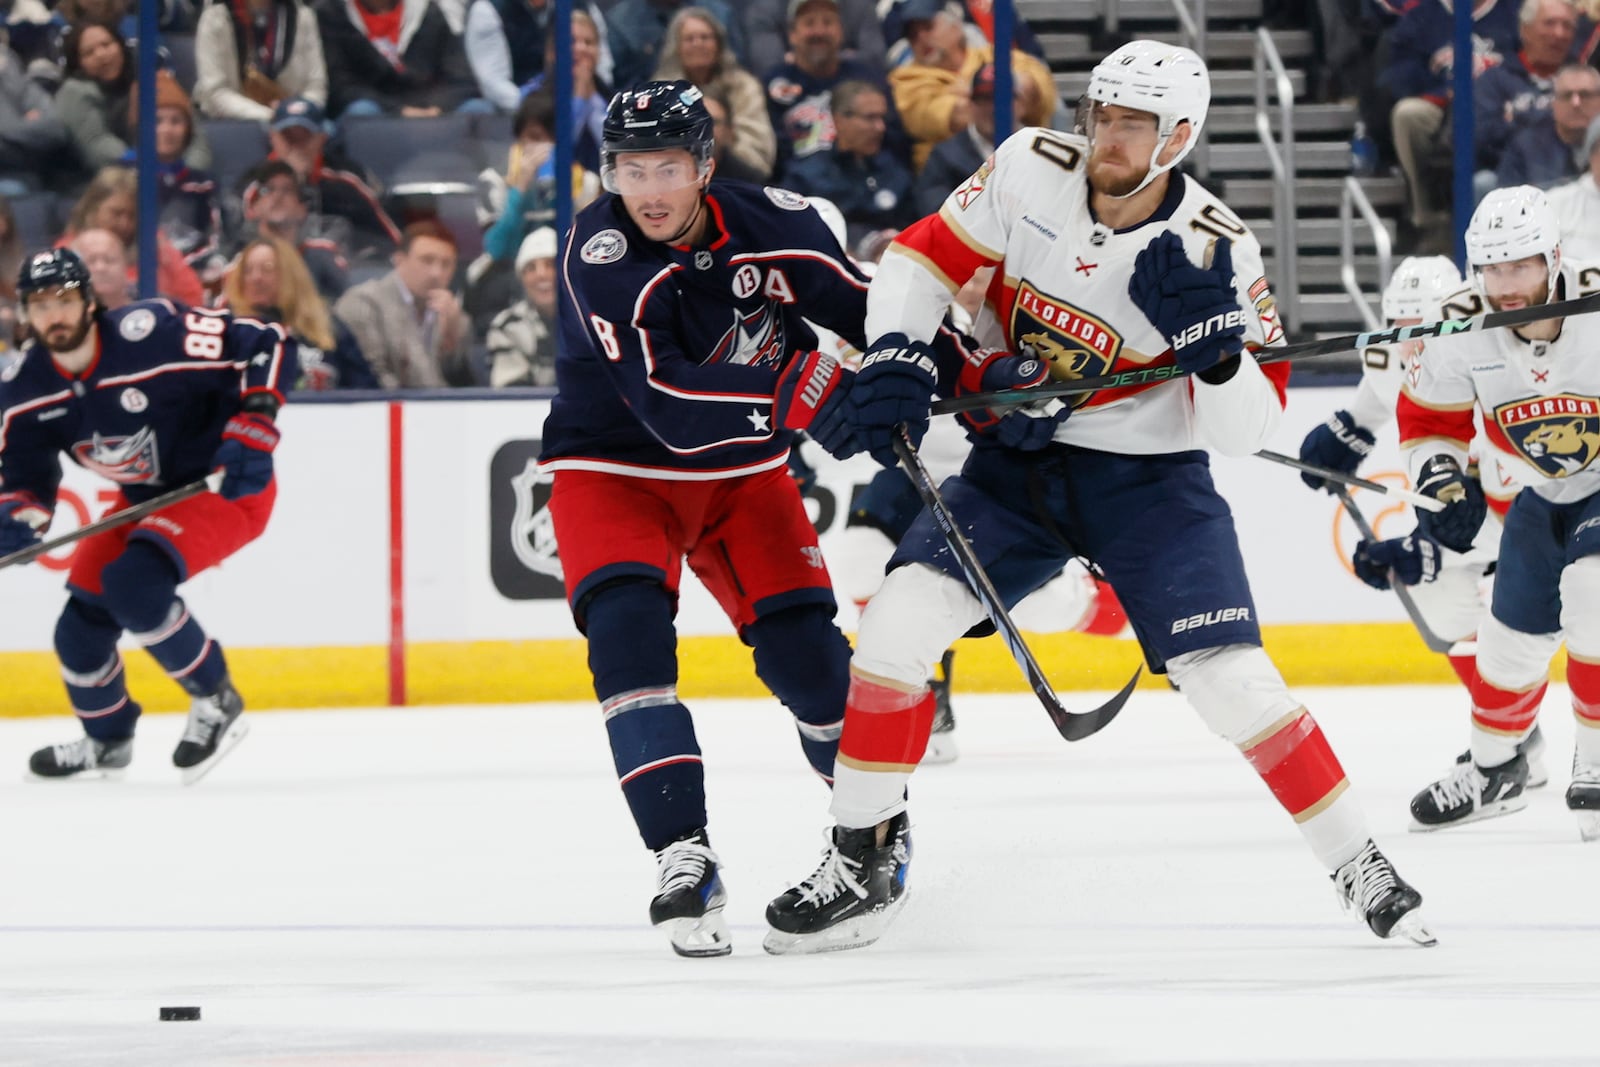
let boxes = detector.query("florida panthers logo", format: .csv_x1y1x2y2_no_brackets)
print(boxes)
71,426,160,484
1493,393,1600,478
706,304,786,368
1010,282,1122,407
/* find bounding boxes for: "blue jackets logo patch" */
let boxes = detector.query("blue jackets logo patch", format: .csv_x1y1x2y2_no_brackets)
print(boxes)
581,229,627,265
71,426,161,484
1493,392,1600,478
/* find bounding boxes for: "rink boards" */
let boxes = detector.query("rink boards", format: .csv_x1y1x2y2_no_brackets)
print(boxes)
0,386,1541,715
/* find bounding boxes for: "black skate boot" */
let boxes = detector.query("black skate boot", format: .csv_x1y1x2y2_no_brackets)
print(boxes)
763,810,911,955
1454,723,1547,788
28,736,132,780
1331,839,1435,946
1412,751,1528,830
649,829,730,958
172,677,249,785
1565,749,1600,843
925,650,958,766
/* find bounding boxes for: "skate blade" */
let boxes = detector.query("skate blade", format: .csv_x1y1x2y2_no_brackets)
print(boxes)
1573,811,1600,843
1388,911,1438,948
1409,794,1529,832
762,892,908,957
25,766,128,783
179,718,250,786
923,735,958,766
660,910,732,958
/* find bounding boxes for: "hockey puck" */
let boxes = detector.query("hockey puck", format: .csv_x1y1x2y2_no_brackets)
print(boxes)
159,1006,201,1022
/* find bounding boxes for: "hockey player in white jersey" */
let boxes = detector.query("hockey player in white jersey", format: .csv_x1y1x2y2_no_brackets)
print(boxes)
763,40,1434,954
1400,186,1600,839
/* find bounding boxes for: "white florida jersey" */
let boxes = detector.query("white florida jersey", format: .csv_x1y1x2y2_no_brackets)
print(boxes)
1398,262,1600,506
865,126,1289,457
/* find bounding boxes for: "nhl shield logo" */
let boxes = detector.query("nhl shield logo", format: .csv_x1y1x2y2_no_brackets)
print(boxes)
1009,282,1122,405
1493,393,1600,478
488,441,567,600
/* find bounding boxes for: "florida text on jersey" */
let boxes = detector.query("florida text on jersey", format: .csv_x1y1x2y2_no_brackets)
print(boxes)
0,300,292,507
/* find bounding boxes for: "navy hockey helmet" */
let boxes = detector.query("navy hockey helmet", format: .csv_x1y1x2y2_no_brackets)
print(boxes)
17,247,92,305
601,80,714,193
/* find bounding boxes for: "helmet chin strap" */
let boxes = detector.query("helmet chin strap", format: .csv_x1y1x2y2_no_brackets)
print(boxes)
1101,125,1187,201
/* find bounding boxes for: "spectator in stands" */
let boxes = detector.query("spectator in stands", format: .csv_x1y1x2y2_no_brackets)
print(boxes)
238,158,352,298
485,225,556,386
468,0,609,114
913,60,1011,217
194,0,329,123
517,6,609,171
606,0,745,93
64,165,206,304
1547,112,1600,259
779,79,911,245
57,20,213,171
480,90,600,263
880,0,1049,69
763,0,901,174
889,1,1053,171
1474,0,1578,182
702,87,765,182
1382,0,1519,248
247,96,401,257
0,38,73,194
1495,62,1600,188
128,71,224,283
652,7,775,178
334,218,473,387
745,0,885,78
0,196,21,350
316,0,483,117
70,226,133,310
223,235,377,389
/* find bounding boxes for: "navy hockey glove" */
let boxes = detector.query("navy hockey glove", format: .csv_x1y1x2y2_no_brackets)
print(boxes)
1352,534,1441,590
848,333,940,467
1298,410,1376,491
211,412,280,500
0,491,49,555
1128,232,1247,375
956,347,1069,451
775,349,859,460
1413,454,1486,553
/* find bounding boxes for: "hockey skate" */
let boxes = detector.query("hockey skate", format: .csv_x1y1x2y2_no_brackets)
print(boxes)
1410,751,1529,831
172,677,249,785
1331,839,1435,946
763,811,911,956
1454,723,1548,789
27,736,132,781
649,830,731,958
925,650,958,765
1565,750,1600,843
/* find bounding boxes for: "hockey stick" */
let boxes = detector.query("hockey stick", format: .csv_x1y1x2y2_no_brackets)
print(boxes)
0,479,210,572
931,288,1600,416
1331,485,1454,654
890,425,1140,741
1254,450,1445,513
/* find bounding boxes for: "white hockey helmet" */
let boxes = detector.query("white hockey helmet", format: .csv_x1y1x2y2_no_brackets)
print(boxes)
1082,40,1211,198
1464,185,1561,296
1381,255,1461,322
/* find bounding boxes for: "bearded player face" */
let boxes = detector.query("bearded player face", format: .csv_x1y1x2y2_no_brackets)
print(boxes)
24,286,94,353
1085,103,1162,198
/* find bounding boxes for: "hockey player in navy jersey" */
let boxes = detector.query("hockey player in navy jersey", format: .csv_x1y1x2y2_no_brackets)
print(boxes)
538,80,1010,958
0,248,294,784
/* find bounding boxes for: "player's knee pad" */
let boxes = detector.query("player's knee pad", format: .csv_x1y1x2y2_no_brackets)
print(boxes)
1404,559,1488,645
580,578,678,701
1560,556,1600,659
1010,567,1095,634
852,564,987,688
747,604,850,728
97,540,180,634
1166,644,1301,746
53,596,121,673
832,524,898,607
1477,613,1562,690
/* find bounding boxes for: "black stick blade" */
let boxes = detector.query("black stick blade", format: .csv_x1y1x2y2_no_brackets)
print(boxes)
1052,666,1141,741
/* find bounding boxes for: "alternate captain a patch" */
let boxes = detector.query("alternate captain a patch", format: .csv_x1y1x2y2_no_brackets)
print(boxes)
1009,282,1122,406
1493,393,1600,478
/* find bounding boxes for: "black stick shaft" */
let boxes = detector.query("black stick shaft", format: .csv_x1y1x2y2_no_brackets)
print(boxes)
0,480,210,572
1333,486,1454,654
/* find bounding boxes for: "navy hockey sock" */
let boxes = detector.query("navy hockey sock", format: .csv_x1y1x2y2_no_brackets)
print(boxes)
55,597,141,741
585,581,707,851
748,605,850,783
100,542,228,697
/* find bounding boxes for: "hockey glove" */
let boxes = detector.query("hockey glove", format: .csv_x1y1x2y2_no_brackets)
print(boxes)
1352,534,1441,590
847,332,940,467
1298,410,1376,491
1413,454,1486,553
956,347,1069,451
1128,232,1247,376
211,412,280,500
775,349,859,460
0,491,50,555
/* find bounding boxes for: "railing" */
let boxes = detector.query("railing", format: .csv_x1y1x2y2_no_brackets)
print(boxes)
1169,0,1209,181
1253,27,1298,335
1339,177,1393,331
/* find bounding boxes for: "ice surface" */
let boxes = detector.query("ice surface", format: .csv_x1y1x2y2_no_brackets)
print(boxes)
0,685,1595,1066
